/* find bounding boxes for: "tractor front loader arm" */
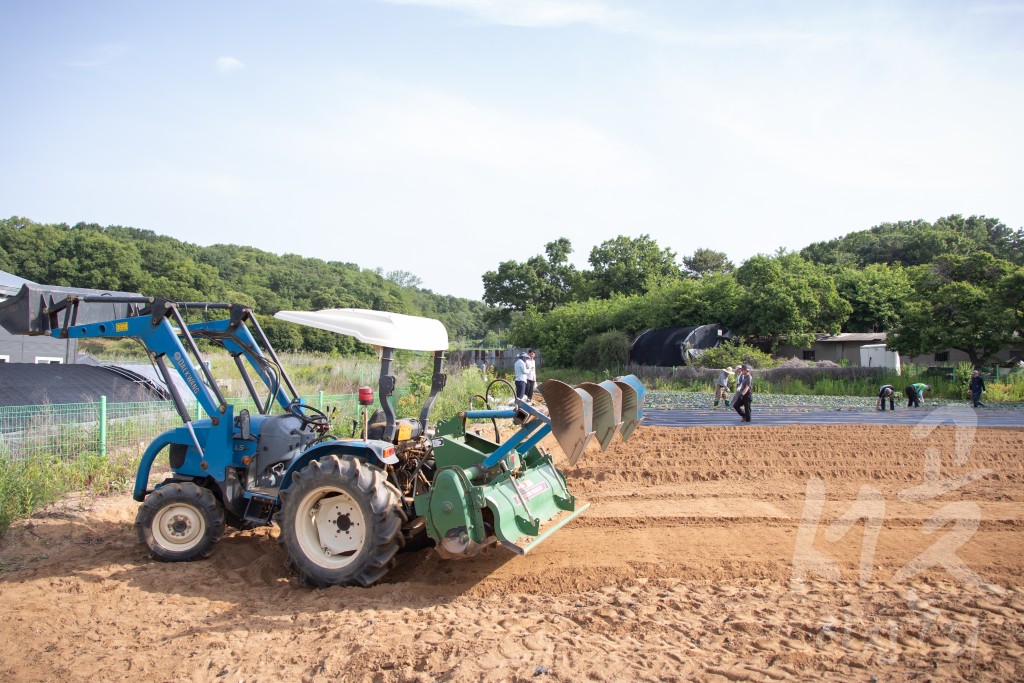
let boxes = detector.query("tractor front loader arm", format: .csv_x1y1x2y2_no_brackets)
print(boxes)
185,307,298,415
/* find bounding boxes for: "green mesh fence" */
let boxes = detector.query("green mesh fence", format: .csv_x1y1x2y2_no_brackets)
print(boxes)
0,389,411,462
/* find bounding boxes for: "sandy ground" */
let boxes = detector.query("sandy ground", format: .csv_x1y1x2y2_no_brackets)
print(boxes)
1,423,1023,682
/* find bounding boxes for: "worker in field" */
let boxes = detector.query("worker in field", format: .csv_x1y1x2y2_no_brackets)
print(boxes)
713,366,734,408
876,384,896,411
524,349,538,403
904,382,930,408
968,370,986,407
733,364,753,423
514,352,529,401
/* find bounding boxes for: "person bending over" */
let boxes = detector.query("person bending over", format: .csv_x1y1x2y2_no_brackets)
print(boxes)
877,384,895,411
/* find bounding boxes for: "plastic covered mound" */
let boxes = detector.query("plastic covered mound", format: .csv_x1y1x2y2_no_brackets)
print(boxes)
629,324,733,366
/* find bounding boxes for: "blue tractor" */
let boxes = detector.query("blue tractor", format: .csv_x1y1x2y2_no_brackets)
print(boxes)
0,285,644,587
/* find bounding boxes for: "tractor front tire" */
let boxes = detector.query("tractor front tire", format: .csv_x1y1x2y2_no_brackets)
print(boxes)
135,482,225,562
276,455,405,588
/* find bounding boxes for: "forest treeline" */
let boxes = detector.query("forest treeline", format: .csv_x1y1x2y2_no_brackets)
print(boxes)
0,217,491,353
482,215,1023,367
2,215,1021,367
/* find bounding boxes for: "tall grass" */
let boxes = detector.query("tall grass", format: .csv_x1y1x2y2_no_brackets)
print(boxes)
0,451,138,537
394,363,500,424
983,372,1024,402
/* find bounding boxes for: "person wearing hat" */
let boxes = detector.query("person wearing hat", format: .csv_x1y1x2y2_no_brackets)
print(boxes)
904,382,930,408
733,364,753,423
513,352,530,401
713,366,734,408
876,384,896,411
968,369,986,408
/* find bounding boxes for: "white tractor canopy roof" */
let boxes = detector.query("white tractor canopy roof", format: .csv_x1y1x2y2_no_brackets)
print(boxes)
274,308,449,352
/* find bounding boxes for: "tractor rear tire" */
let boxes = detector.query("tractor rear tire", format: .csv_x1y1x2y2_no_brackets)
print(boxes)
276,455,405,588
135,482,225,562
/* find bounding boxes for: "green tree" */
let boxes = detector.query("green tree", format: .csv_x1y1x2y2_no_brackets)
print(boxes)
889,253,1020,366
385,270,423,289
573,330,631,370
508,295,640,366
801,214,1023,267
682,248,734,277
732,253,851,350
834,263,910,332
586,234,680,299
482,238,582,318
640,273,742,330
51,229,148,291
0,218,68,284
999,266,1024,332
933,214,1023,266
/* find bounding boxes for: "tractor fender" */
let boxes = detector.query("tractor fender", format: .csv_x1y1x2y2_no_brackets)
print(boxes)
280,439,393,491
133,430,183,501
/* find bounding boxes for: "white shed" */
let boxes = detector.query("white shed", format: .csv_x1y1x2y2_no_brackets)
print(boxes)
860,343,901,374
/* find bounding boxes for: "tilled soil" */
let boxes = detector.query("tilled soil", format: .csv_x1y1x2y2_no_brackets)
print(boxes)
1,424,1023,682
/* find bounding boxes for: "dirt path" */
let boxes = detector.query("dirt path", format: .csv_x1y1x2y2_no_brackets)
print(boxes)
1,424,1023,682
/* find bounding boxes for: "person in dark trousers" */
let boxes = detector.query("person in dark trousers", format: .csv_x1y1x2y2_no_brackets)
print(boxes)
733,365,752,423
524,349,537,403
904,382,930,408
968,370,986,407
513,353,529,401
877,384,896,411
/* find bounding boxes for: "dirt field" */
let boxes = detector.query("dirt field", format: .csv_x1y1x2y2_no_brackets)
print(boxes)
1,423,1023,682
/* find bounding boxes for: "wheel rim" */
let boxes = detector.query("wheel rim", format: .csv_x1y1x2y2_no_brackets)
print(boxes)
294,486,367,570
152,502,206,552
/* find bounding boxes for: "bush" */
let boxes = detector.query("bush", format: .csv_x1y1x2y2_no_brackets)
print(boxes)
954,361,975,396
692,342,777,370
573,330,631,370
985,372,1024,402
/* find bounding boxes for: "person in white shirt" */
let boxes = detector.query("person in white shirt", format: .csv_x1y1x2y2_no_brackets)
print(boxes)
524,349,537,403
513,353,529,401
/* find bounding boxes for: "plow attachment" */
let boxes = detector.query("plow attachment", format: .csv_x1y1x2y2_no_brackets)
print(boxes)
541,374,646,464
421,374,646,558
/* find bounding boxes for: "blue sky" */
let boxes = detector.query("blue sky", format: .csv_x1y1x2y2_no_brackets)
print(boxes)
1,1,1022,300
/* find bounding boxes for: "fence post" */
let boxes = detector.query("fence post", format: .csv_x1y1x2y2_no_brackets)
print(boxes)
318,391,324,411
99,395,107,458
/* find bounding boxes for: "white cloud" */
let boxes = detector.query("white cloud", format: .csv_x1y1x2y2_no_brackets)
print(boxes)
64,43,128,68
215,56,245,75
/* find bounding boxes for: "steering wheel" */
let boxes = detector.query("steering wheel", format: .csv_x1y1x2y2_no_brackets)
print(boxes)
288,400,331,432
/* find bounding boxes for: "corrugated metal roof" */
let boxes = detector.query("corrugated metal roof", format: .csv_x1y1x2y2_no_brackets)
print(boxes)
816,332,888,343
